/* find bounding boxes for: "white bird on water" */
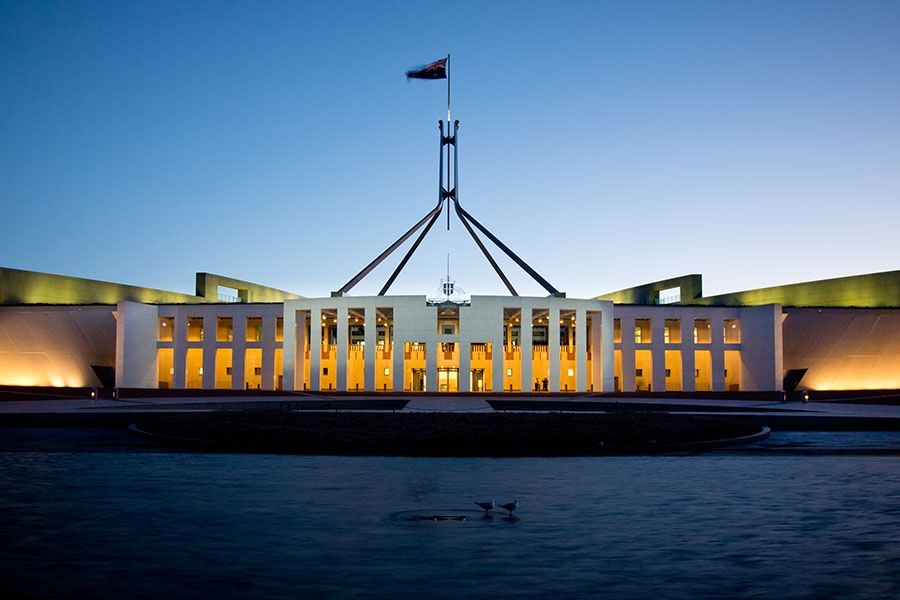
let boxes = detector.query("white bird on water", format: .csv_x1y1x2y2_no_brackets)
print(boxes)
475,500,495,515
499,500,518,517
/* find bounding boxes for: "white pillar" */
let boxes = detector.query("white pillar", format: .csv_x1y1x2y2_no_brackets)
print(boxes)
575,307,587,392
364,305,377,392
336,308,348,391
549,306,560,391
521,306,533,393
309,308,321,391
601,308,615,392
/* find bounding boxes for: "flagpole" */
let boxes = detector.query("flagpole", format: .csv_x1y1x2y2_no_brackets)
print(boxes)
445,54,452,230
446,53,451,124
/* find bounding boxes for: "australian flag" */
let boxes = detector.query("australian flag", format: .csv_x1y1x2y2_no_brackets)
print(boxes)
405,57,447,80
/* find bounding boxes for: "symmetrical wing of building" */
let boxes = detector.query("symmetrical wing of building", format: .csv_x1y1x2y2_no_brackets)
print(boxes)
2,266,898,393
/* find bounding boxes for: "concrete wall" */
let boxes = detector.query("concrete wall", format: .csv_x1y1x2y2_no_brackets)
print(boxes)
740,304,784,392
695,270,900,308
783,307,900,390
195,273,302,303
0,305,116,386
595,274,703,305
0,267,207,305
1,267,303,306
116,301,160,388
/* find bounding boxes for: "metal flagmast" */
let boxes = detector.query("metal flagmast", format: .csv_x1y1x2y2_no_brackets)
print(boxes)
334,56,562,298
445,54,451,230
446,53,451,124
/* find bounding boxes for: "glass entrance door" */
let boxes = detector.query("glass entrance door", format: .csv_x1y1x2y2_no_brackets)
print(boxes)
437,367,458,392
411,369,426,392
470,369,484,392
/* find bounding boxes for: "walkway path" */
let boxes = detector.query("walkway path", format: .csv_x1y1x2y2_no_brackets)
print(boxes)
2,392,900,430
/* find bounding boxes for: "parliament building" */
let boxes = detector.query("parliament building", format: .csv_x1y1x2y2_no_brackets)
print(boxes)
1,266,898,394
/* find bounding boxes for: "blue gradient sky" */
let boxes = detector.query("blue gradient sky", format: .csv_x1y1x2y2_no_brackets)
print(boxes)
2,1,898,299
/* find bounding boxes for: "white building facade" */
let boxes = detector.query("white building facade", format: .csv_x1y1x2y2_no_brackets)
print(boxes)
109,296,782,393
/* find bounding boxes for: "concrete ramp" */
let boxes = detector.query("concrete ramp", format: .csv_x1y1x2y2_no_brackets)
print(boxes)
401,396,494,412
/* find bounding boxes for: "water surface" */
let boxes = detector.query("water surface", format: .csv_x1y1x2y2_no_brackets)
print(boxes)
3,429,900,599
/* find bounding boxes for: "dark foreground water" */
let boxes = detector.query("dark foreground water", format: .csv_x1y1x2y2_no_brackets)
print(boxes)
3,429,900,599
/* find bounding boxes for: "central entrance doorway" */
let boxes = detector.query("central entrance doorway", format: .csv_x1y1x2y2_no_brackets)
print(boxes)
437,367,459,392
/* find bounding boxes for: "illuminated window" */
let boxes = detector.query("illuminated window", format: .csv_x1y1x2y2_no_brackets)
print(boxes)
187,317,204,342
216,317,233,342
635,319,651,343
158,317,174,342
724,318,741,343
694,319,711,344
246,317,263,342
664,319,681,344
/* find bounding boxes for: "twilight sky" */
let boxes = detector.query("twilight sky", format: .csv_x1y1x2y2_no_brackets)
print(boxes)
2,0,898,300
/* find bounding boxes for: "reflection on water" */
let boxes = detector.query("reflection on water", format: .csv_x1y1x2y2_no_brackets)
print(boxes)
2,429,900,599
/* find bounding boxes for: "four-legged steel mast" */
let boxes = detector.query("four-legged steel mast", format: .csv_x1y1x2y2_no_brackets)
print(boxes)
334,59,562,298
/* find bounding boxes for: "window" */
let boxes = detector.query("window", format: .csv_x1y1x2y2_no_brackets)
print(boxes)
664,319,681,344
216,317,233,342
158,317,174,342
635,318,651,343
724,318,741,343
437,305,460,335
658,286,681,305
246,317,263,342
694,319,711,344
187,317,204,342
